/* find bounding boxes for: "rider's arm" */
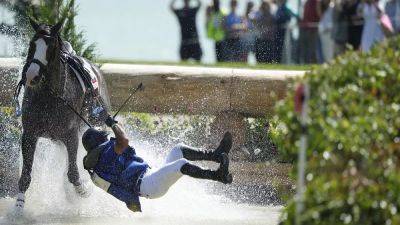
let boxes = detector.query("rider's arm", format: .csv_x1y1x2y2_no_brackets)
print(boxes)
112,124,129,155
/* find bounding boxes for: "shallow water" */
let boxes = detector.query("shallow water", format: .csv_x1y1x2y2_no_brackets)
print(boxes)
0,135,281,225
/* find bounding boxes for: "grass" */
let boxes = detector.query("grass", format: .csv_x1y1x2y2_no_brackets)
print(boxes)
96,58,312,71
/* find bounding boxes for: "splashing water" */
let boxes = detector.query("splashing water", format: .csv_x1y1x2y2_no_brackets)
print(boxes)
0,13,281,222
0,128,281,225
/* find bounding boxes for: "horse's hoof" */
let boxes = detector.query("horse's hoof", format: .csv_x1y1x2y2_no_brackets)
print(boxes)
13,205,24,218
74,180,92,198
13,193,25,217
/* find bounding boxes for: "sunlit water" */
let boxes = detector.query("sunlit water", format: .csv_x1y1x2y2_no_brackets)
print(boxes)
0,130,281,225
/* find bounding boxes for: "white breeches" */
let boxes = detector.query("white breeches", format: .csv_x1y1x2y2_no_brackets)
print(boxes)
139,144,189,199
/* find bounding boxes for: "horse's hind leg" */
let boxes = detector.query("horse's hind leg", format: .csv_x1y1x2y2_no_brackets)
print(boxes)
61,131,91,198
15,132,38,214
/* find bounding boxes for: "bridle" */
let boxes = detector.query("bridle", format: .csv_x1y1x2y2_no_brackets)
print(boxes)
13,34,62,116
23,33,60,84
23,58,49,85
13,30,110,127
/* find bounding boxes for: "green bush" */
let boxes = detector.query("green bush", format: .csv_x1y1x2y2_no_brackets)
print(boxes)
273,37,400,225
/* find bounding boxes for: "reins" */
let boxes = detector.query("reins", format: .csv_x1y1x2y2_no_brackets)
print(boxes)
14,36,144,129
49,88,93,128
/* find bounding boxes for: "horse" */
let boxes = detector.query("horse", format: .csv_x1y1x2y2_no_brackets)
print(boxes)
14,18,110,214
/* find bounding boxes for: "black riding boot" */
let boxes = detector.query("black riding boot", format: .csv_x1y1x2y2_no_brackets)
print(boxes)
181,132,232,163
180,153,233,184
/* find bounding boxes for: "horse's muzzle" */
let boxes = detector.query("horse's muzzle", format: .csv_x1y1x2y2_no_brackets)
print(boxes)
25,61,46,87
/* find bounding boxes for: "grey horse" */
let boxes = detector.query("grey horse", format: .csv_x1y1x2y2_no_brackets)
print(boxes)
14,18,110,214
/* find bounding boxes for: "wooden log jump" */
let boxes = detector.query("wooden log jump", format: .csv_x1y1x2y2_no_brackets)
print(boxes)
0,58,305,157
101,63,304,117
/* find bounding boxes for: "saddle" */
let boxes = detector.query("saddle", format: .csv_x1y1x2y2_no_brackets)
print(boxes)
61,41,99,96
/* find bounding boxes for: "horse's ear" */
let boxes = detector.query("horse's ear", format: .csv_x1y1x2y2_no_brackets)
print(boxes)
50,18,65,35
29,16,40,31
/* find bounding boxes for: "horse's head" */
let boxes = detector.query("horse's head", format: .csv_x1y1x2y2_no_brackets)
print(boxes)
24,18,64,88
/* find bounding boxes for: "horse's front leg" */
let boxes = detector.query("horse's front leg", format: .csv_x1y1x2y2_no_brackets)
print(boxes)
15,131,38,215
61,131,92,198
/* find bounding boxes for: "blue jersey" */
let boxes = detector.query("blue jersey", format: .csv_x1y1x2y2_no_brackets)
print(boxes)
225,12,243,29
93,138,149,206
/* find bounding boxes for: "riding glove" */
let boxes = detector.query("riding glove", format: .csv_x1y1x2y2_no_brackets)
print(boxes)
105,115,118,127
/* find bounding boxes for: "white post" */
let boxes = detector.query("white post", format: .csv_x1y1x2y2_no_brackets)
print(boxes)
295,83,309,225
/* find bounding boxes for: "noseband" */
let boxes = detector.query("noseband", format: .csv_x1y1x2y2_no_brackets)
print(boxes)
13,35,62,116
23,58,49,84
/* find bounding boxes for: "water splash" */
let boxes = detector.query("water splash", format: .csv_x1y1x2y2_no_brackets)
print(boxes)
0,10,281,222
0,127,281,225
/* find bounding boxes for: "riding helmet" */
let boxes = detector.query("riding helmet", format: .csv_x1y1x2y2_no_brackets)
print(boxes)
82,128,109,152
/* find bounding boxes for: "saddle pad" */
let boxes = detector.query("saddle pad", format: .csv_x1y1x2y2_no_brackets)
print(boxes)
68,55,99,94
62,41,99,95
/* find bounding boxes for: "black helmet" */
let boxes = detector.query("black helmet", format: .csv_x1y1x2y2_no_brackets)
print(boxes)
82,128,109,152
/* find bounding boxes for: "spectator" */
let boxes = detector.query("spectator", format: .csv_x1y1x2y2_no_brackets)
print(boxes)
332,0,349,56
242,1,256,62
299,0,321,64
318,0,334,61
224,0,247,62
347,0,364,49
358,0,384,52
170,0,203,62
275,0,296,63
206,0,227,62
253,0,277,63
385,0,400,33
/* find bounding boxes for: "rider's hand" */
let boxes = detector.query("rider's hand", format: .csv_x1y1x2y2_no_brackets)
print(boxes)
94,106,108,121
105,115,118,127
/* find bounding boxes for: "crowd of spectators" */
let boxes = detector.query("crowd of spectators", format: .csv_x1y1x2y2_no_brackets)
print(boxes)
171,0,400,64
205,0,296,63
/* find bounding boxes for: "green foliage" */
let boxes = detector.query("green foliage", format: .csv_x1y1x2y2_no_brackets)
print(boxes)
97,58,311,71
31,0,96,60
123,113,280,162
1,0,96,60
245,118,279,161
273,37,400,225
123,112,214,147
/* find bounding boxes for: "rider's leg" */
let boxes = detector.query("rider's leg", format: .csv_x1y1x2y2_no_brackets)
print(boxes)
168,132,232,163
140,154,232,199
140,158,188,199
180,153,232,184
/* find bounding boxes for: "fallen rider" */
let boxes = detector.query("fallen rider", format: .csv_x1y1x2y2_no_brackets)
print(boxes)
82,115,233,212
